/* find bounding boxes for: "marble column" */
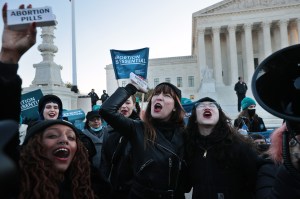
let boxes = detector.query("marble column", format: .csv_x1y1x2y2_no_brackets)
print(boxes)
32,26,64,87
279,19,289,48
244,23,255,83
262,20,272,58
198,27,206,79
228,25,238,85
290,21,298,45
297,18,300,43
212,26,224,86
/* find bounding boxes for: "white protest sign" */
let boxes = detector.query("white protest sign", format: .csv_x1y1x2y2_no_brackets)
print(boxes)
7,6,56,29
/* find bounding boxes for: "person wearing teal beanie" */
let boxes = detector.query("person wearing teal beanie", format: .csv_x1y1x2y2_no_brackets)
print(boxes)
241,97,256,110
234,97,267,133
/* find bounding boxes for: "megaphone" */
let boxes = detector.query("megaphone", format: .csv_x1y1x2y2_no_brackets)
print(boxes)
251,44,300,122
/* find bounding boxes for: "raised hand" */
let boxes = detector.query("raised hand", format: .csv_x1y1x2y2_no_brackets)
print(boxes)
129,72,149,93
0,3,37,64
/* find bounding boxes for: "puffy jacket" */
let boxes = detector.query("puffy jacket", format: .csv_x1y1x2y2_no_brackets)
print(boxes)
99,86,187,199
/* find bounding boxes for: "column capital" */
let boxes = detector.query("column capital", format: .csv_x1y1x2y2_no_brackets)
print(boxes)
212,26,220,34
262,20,271,28
197,27,206,34
244,23,252,30
279,19,289,26
228,24,236,32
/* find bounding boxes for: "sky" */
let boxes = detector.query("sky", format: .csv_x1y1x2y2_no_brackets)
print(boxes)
0,0,223,95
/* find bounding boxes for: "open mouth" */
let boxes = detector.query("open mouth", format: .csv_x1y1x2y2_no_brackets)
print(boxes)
154,103,162,112
203,110,212,118
120,110,128,115
53,148,70,159
48,113,56,117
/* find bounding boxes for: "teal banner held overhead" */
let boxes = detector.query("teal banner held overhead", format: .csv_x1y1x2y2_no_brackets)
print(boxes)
110,47,149,79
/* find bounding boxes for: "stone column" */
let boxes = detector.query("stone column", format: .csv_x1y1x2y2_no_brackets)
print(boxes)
31,26,65,87
212,26,224,86
262,20,272,58
297,18,300,43
244,23,255,83
290,21,298,45
279,19,289,48
198,27,206,79
228,25,238,85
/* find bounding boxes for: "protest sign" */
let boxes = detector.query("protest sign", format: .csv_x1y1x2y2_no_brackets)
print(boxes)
7,6,56,30
20,89,43,121
110,47,149,79
62,109,85,123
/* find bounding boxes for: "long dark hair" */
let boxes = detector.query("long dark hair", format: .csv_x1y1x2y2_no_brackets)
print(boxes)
143,84,185,143
19,132,95,199
236,109,260,130
185,105,252,164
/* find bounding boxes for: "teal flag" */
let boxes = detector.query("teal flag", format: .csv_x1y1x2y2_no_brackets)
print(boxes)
20,89,43,121
110,47,149,79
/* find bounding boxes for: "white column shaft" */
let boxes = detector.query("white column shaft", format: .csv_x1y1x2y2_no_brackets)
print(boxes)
198,28,206,79
228,25,238,85
262,21,272,58
280,19,289,49
212,26,223,86
244,23,254,83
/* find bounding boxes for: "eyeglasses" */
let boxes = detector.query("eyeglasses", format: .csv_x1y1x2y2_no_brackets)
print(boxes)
289,136,300,147
195,102,218,109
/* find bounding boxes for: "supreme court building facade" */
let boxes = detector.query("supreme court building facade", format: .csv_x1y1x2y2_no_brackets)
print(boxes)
105,0,300,122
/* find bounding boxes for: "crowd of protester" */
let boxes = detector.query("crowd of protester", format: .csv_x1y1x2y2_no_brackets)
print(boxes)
1,3,300,199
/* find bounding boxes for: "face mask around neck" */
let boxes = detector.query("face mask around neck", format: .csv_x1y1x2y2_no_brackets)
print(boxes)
91,126,103,131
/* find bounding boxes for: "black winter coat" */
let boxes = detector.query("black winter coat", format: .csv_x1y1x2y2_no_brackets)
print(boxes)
256,162,300,199
99,85,187,199
0,62,75,198
186,131,259,199
0,62,109,199
234,81,247,95
234,115,267,133
100,110,140,199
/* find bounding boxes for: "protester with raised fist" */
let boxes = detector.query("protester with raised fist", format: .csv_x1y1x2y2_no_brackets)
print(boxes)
99,78,187,199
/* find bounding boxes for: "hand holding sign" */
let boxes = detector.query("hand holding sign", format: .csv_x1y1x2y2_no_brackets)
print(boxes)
7,5,56,30
130,72,148,93
0,3,37,64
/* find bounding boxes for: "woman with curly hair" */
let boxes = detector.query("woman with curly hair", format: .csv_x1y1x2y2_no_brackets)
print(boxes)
185,97,260,199
20,120,96,199
0,3,101,198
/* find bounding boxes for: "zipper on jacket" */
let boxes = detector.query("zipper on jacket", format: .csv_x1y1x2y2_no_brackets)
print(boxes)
137,159,154,175
149,139,181,160
198,145,215,158
203,150,207,158
168,157,172,187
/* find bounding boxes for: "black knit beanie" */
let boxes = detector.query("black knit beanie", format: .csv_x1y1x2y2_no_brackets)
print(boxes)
38,94,63,120
155,82,181,99
23,120,78,145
